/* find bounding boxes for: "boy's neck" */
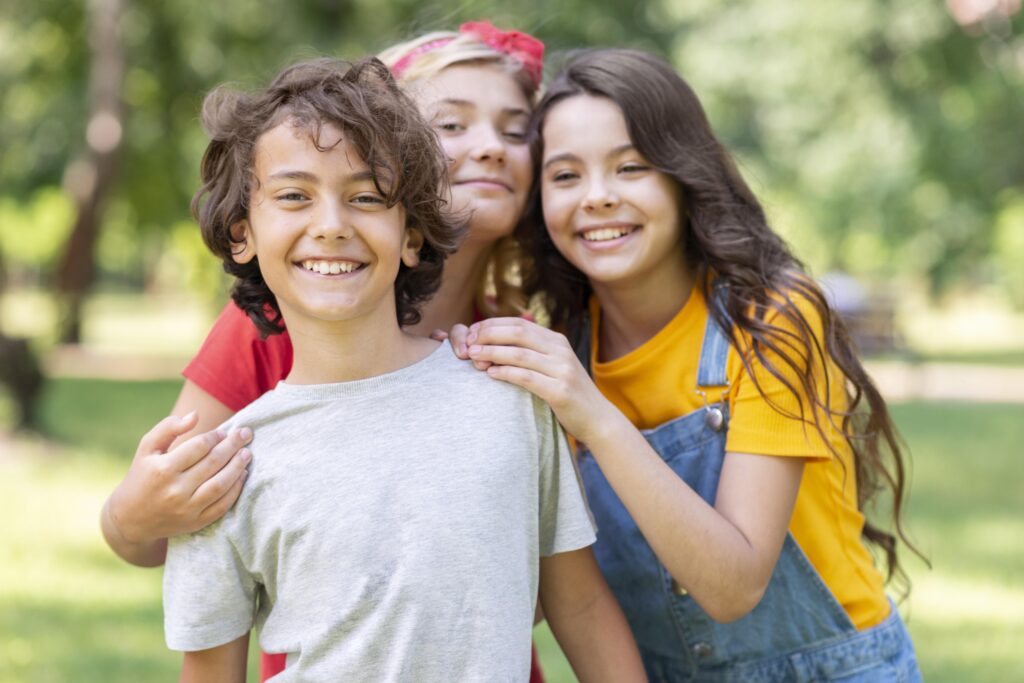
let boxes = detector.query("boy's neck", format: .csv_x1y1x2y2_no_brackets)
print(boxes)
407,239,491,335
283,306,439,384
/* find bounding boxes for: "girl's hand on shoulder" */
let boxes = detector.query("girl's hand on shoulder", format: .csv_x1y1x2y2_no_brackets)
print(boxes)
108,411,253,545
464,317,614,441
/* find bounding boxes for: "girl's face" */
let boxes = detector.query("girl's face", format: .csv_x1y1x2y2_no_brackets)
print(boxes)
411,64,533,247
540,94,688,293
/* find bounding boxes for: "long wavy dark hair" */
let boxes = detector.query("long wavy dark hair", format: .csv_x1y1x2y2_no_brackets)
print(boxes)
192,58,462,336
522,48,924,589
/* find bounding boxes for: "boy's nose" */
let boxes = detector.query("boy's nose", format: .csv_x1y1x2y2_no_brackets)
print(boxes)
311,200,354,239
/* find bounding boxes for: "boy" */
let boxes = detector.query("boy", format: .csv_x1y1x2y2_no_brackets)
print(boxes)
162,58,644,682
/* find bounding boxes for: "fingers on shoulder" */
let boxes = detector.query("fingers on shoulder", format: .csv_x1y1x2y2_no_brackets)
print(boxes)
137,412,197,456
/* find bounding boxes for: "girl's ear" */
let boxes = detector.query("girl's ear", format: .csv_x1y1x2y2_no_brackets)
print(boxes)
230,219,256,264
401,226,424,268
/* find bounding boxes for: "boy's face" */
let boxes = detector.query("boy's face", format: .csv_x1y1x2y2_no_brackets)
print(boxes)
232,120,422,331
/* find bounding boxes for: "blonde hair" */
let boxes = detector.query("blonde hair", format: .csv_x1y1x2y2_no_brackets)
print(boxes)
378,30,539,318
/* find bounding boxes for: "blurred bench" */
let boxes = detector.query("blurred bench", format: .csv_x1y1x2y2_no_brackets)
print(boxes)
818,272,902,355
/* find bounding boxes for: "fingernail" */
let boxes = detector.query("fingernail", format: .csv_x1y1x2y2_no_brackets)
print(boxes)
467,332,477,344
239,448,252,463
469,345,482,355
239,427,253,442
181,410,197,423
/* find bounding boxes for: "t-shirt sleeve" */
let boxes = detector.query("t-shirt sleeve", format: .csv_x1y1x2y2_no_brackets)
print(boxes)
182,301,293,412
534,398,597,557
725,287,848,461
163,519,258,652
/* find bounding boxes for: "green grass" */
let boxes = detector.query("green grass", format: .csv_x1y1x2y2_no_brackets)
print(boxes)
1,379,1022,681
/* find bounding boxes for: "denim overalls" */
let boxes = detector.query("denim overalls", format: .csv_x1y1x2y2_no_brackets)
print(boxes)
573,307,921,682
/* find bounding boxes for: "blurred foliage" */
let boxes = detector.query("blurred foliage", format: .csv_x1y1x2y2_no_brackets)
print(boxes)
0,0,1021,307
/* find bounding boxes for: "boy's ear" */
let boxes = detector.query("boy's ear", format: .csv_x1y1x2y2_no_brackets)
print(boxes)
401,227,424,268
230,219,256,264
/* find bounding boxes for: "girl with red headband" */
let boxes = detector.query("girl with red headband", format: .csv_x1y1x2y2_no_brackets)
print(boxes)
101,22,571,682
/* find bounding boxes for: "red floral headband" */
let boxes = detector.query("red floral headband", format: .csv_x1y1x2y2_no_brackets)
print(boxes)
390,21,544,88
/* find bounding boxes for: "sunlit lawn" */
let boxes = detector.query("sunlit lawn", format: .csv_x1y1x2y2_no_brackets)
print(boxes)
2,380,1023,682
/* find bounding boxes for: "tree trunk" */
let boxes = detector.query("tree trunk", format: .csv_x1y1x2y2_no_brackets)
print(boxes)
55,0,125,344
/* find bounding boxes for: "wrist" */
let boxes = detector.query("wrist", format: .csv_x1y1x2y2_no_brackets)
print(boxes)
575,396,628,447
105,488,144,546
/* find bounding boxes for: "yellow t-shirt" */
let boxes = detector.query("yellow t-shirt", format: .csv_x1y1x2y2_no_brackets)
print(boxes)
587,286,890,630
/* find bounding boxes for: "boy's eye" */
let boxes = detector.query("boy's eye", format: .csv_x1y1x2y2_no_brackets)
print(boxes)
503,130,527,142
619,163,649,174
277,191,309,202
352,193,385,205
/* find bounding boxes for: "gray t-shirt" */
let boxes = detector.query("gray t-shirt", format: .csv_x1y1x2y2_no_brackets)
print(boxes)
163,341,596,681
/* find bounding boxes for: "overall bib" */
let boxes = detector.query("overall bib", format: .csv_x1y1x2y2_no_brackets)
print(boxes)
573,307,921,682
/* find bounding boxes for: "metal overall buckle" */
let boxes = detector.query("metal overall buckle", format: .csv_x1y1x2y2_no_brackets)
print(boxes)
695,385,729,432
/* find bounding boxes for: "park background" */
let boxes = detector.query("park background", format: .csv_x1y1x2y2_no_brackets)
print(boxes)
1,0,1022,680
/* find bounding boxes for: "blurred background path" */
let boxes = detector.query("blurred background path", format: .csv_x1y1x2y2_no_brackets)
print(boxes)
41,345,1024,403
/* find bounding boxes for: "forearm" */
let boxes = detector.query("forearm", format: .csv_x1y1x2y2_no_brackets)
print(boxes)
101,493,168,567
544,582,646,682
583,409,792,621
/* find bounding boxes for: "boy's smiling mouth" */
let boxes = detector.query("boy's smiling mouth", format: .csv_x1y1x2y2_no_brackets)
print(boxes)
299,258,367,276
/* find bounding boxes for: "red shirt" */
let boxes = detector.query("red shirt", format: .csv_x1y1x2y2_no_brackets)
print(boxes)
184,301,545,682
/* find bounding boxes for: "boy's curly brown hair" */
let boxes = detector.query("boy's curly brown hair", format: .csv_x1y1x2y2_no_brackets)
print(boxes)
192,57,463,336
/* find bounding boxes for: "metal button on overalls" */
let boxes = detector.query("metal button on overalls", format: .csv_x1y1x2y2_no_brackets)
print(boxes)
692,641,714,658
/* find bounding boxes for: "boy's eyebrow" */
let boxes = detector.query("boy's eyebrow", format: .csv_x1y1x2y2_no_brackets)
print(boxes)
268,170,319,182
266,170,376,183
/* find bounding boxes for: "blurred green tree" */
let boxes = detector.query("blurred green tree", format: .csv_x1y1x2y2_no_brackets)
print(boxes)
664,0,1023,296
0,0,1020,334
0,0,674,333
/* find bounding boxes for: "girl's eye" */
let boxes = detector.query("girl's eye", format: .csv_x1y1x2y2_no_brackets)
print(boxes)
503,130,527,143
436,121,464,133
550,170,578,183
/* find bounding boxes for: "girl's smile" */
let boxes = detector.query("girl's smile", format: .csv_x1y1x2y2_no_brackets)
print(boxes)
577,222,641,249
541,94,689,296
413,64,533,245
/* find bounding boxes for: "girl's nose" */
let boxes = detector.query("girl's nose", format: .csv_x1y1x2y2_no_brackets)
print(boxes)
582,179,620,211
469,127,506,164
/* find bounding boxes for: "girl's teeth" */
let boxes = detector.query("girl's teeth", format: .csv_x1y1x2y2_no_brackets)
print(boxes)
583,227,631,242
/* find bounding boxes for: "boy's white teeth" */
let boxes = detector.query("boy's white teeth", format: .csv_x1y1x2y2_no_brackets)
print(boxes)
302,260,359,275
582,226,633,242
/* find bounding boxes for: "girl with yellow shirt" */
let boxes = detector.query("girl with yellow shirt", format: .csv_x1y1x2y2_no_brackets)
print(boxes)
454,49,922,681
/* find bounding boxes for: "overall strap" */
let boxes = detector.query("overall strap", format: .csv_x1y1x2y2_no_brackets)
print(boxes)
696,286,731,388
570,314,593,378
